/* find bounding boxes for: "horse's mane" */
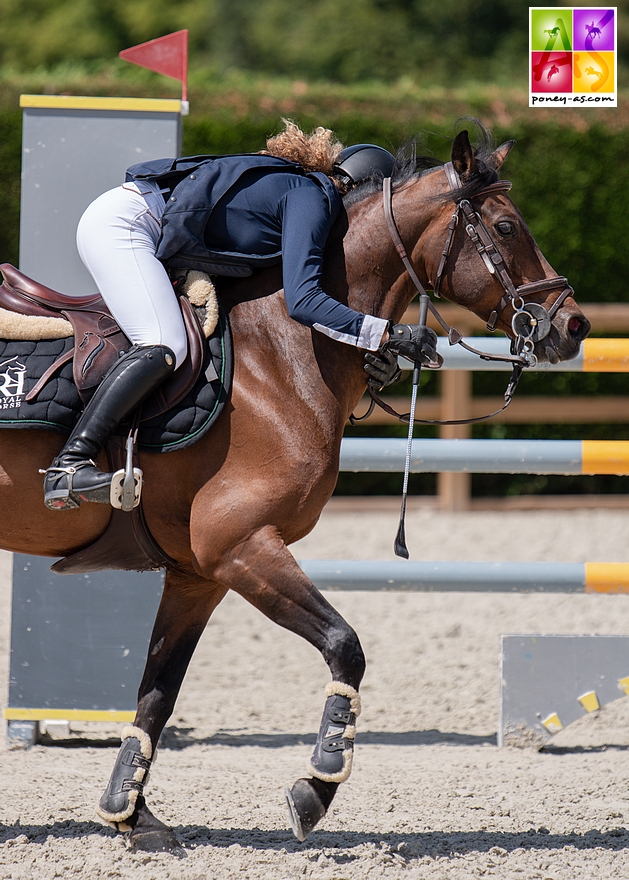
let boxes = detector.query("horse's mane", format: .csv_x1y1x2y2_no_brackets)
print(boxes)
343,119,500,208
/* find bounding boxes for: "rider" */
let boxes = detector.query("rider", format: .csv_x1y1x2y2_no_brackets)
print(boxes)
42,121,440,510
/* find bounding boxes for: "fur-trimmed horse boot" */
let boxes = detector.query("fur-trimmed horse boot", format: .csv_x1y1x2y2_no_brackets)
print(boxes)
97,726,153,830
42,344,175,510
285,682,361,841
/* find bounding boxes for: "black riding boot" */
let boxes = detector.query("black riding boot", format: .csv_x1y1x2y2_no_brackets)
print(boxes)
42,344,175,511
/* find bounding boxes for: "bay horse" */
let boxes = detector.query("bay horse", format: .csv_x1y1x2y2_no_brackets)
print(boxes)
0,128,590,851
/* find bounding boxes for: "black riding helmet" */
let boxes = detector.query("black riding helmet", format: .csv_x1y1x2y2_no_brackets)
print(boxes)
333,144,396,186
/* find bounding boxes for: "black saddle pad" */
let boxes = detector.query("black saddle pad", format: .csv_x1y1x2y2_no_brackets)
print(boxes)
0,313,232,453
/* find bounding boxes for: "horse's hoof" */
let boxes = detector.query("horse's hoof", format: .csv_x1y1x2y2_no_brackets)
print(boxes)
285,778,328,842
126,828,185,855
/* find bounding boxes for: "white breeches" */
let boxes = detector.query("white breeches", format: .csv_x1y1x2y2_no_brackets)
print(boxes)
76,181,188,369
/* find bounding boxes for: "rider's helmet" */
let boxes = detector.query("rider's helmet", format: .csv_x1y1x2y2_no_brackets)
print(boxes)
333,144,396,187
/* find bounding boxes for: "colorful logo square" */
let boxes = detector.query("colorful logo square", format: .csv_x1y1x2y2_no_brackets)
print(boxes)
573,51,615,92
531,52,573,92
529,8,617,107
531,9,573,50
573,9,615,51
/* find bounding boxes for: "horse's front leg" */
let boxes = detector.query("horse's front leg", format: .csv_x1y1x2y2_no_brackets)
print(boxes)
207,523,366,841
97,568,227,853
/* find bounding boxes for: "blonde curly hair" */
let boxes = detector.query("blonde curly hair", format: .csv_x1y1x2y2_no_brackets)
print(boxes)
263,119,345,176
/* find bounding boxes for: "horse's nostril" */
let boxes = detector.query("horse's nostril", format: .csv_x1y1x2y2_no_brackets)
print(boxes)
568,316,588,338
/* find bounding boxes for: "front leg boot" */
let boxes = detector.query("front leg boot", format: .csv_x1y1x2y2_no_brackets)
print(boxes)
97,726,153,831
308,681,361,783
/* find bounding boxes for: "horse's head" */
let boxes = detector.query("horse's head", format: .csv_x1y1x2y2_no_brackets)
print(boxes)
406,129,590,364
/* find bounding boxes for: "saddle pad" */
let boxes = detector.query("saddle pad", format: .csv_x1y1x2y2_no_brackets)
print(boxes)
0,314,232,453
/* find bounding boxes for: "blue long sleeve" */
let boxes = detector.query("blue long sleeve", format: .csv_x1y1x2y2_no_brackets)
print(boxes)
207,170,386,348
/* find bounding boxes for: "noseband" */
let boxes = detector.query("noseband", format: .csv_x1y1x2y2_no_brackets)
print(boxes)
383,163,576,368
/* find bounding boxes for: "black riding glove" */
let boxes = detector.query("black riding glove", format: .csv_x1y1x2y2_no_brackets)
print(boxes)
384,324,443,368
364,349,402,390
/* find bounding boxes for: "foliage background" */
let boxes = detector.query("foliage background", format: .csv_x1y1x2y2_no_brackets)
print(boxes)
0,0,628,497
2,0,628,85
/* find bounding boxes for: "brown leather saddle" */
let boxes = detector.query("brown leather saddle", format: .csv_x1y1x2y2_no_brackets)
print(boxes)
0,263,210,575
0,263,205,418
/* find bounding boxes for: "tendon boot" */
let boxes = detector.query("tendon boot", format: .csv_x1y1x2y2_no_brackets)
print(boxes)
42,344,175,510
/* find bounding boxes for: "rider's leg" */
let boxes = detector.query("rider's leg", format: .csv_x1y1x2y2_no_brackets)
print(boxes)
42,184,186,510
76,182,188,368
42,344,175,510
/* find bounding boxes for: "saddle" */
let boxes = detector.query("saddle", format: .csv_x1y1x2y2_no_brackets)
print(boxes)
0,263,209,575
0,263,205,419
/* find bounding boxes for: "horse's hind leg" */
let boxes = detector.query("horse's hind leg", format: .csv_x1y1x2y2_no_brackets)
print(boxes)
97,568,227,853
207,524,366,841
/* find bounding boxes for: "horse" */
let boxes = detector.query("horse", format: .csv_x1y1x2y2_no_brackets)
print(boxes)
0,128,590,852
586,66,603,81
547,64,559,82
585,22,602,40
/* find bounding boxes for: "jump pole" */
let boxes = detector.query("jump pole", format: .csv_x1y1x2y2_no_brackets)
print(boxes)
298,560,629,593
429,336,629,371
338,438,629,476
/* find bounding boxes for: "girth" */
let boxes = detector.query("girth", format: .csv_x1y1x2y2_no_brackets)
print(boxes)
0,263,205,420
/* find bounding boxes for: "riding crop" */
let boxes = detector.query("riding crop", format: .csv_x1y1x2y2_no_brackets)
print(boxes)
394,293,429,559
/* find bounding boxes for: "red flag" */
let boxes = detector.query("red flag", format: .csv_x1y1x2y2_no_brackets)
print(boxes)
119,30,188,101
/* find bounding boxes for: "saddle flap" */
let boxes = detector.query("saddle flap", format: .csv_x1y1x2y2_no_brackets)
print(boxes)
141,296,205,421
65,311,131,395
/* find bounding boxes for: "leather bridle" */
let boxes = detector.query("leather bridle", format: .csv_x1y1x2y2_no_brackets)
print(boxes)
383,165,576,369
356,165,578,427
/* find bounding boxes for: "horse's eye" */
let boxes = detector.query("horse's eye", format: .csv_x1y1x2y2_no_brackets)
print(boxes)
496,221,516,237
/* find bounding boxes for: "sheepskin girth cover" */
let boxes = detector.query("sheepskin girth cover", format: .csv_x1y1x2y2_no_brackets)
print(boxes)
308,681,361,784
97,726,153,831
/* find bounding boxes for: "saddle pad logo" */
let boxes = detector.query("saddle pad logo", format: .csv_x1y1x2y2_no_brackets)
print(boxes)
529,8,617,107
0,357,27,410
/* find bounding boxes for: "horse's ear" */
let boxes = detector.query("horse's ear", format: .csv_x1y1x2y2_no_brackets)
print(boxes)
491,139,516,170
451,130,477,179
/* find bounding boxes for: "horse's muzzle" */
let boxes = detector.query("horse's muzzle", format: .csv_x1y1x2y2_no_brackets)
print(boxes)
535,307,591,364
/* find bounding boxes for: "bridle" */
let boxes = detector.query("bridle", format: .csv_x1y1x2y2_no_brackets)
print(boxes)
354,164,577,426
384,163,576,368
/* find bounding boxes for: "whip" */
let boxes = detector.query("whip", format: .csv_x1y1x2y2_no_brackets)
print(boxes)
394,293,429,559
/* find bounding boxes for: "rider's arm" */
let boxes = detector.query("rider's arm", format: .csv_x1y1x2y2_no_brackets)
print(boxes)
279,184,389,350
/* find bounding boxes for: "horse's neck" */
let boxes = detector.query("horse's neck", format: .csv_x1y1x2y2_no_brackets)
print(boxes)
342,181,435,323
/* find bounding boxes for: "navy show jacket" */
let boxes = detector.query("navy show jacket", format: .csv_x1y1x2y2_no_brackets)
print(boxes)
125,153,377,347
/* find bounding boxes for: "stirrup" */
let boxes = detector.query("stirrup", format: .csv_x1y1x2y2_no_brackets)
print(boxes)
109,434,143,511
109,468,143,510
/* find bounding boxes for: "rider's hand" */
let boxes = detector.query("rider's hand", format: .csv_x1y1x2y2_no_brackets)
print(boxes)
383,324,443,368
364,348,402,390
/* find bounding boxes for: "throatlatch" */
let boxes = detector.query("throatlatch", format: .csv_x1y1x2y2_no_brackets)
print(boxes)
97,726,153,830
308,681,361,784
